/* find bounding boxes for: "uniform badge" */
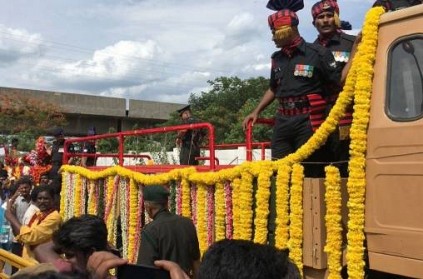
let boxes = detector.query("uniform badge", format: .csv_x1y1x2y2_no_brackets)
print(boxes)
294,64,314,78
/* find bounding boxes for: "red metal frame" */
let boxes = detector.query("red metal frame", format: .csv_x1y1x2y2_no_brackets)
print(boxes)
64,122,216,169
63,119,274,171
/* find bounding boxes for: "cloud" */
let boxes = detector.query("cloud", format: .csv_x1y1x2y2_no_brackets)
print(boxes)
0,25,44,65
0,0,374,102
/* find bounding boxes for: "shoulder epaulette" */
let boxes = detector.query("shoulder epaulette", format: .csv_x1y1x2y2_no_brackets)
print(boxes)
271,50,282,59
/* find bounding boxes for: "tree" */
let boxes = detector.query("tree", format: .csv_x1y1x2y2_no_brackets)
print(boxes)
0,92,67,151
0,93,67,136
162,76,275,144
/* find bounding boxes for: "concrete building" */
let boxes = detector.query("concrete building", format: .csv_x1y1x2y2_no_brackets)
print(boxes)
0,87,185,136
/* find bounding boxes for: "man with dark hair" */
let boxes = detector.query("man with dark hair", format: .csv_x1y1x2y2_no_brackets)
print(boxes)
311,0,360,176
242,8,343,176
176,105,205,166
198,239,300,279
34,214,109,276
137,185,200,278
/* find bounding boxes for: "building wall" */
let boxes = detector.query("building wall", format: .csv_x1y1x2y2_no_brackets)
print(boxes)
0,87,186,136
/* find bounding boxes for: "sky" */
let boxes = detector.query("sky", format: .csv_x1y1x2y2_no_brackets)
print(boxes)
0,0,374,104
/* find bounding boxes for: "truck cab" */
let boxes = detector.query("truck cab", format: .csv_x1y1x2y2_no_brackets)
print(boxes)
366,4,423,278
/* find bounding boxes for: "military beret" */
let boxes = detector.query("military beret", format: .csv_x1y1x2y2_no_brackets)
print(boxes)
143,185,170,202
177,105,191,116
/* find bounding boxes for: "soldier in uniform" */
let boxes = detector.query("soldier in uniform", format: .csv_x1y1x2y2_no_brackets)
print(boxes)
311,0,360,176
137,185,200,278
242,8,342,176
176,105,205,166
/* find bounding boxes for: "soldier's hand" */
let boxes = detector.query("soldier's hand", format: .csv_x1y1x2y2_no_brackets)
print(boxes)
242,112,259,131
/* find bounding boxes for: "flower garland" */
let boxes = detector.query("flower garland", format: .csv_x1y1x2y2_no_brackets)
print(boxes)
275,164,291,249
231,178,241,239
346,7,385,279
196,183,207,256
288,164,304,276
181,178,192,218
175,181,182,215
104,176,119,246
191,184,198,227
239,167,254,241
214,182,226,242
224,181,234,239
87,180,98,215
253,163,273,244
128,179,139,263
169,181,176,214
119,178,129,259
324,166,343,279
74,174,82,217
206,185,215,246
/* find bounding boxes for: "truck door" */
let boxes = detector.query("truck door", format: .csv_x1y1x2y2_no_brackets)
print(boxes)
366,6,423,278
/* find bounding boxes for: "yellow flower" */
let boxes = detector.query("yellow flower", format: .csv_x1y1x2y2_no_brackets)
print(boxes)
275,164,291,249
196,183,207,256
253,162,273,244
288,164,304,276
324,166,342,279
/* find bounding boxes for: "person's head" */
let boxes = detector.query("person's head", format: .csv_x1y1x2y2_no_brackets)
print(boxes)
311,0,340,36
87,127,96,136
268,9,300,48
143,185,169,219
52,127,65,143
53,214,109,274
198,239,300,279
40,174,50,185
177,105,192,121
15,176,32,198
34,185,55,213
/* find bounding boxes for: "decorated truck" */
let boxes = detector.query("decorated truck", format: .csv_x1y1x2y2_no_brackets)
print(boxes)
57,5,423,279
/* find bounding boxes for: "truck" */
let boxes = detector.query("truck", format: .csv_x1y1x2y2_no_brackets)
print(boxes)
1,4,421,279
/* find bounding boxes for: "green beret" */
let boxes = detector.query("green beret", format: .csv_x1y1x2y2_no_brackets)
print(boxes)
143,185,170,202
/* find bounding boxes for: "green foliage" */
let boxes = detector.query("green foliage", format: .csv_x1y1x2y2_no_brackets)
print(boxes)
97,127,119,154
161,76,275,144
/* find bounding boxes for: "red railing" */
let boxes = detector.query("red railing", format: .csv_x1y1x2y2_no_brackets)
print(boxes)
63,118,274,171
245,118,275,161
64,123,216,169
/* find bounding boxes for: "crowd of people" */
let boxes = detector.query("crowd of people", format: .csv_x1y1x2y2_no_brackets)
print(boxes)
1,0,422,279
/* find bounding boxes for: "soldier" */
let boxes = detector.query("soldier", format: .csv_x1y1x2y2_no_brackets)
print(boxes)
137,185,200,278
242,8,343,176
311,0,360,176
176,105,205,166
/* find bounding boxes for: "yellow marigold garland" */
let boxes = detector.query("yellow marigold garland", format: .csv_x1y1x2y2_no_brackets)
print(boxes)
196,183,207,256
119,178,129,259
74,174,82,217
87,180,98,215
346,7,385,279
231,178,241,239
239,166,254,240
105,176,118,246
181,177,192,218
128,179,139,263
214,182,226,242
253,162,273,244
288,164,304,275
324,166,343,279
275,164,291,249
